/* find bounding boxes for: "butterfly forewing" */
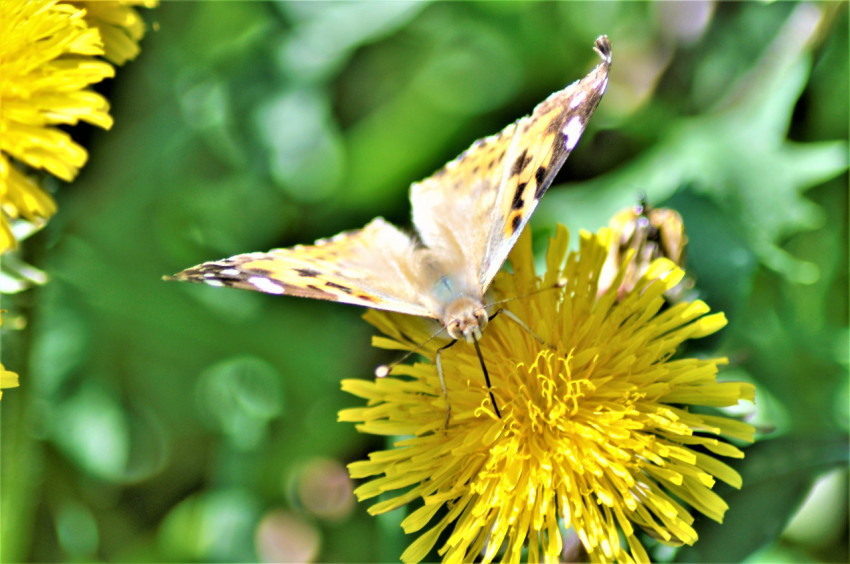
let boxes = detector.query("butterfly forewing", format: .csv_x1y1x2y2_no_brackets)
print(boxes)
480,35,612,288
407,37,612,293
170,218,434,318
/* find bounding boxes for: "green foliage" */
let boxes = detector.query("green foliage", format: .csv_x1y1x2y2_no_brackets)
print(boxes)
2,2,847,562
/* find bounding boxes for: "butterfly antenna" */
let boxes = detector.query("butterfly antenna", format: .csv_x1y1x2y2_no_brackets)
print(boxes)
485,278,569,351
485,277,567,309
374,325,449,378
473,337,501,419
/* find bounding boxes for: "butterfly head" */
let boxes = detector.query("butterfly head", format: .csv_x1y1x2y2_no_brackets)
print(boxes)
443,297,489,343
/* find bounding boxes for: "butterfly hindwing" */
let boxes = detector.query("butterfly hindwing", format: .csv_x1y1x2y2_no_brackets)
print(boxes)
170,218,434,318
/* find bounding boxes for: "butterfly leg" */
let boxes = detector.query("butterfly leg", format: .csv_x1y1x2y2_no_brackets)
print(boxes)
436,338,503,427
435,340,458,428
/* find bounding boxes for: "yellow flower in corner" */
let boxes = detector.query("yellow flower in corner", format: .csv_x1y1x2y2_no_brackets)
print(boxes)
71,1,159,65
340,225,755,563
0,0,115,252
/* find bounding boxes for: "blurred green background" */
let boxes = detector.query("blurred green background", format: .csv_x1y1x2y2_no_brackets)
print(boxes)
1,1,847,562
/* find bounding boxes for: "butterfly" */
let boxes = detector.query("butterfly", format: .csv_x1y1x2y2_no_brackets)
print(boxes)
168,36,612,415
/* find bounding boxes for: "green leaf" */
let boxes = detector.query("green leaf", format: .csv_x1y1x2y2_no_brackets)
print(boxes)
675,435,850,562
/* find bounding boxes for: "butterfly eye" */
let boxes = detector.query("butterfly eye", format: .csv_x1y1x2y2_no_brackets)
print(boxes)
474,309,489,333
446,320,463,341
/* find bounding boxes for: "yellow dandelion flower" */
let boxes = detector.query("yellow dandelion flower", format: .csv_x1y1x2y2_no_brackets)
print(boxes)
0,0,115,252
340,224,755,563
70,1,158,66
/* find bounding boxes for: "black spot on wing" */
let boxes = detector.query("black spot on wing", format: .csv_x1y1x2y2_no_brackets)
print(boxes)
510,182,526,211
325,281,353,294
242,267,276,277
510,214,522,234
295,268,321,278
356,293,377,303
535,166,547,188
510,148,532,177
534,166,549,199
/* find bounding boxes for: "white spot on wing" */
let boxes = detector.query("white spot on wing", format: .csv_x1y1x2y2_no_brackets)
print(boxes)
219,268,240,276
570,91,587,109
205,279,225,287
562,116,584,151
248,276,286,294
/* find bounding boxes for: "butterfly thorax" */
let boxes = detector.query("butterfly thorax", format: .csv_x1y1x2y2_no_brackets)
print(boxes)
421,260,488,342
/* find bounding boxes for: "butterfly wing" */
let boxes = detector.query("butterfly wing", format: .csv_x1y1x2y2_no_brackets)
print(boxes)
408,120,520,299
410,36,612,292
482,36,612,287
168,218,435,318
171,38,612,321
